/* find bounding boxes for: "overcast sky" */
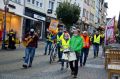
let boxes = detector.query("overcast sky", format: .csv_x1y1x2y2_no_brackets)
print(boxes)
105,0,120,20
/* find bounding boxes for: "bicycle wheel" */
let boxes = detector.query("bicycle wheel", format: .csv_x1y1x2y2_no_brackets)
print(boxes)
53,47,58,61
50,47,54,64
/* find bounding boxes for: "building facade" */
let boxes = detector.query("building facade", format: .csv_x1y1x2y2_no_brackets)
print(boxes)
0,0,108,42
23,0,46,39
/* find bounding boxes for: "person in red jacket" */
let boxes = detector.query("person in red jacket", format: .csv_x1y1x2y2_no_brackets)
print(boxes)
80,31,91,67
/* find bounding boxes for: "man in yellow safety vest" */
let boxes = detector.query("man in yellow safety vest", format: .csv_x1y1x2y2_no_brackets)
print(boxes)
92,31,101,58
57,27,64,62
44,30,53,55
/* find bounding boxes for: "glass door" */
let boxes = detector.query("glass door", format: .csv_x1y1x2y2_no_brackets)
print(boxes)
34,21,43,39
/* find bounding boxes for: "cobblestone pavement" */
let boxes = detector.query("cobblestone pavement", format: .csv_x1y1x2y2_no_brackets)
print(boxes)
0,42,108,79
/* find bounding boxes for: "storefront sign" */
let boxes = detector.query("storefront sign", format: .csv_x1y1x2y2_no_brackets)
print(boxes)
34,14,45,21
47,9,52,14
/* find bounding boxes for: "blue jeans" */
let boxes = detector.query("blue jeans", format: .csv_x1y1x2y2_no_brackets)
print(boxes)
80,48,89,65
24,47,36,66
93,44,99,57
45,41,52,55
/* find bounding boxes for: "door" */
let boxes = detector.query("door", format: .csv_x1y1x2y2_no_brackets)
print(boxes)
34,21,43,39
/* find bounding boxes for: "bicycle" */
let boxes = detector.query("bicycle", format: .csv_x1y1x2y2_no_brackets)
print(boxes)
49,43,58,64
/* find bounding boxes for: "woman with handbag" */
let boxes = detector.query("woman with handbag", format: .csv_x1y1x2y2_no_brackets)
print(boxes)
60,32,70,70
69,29,83,78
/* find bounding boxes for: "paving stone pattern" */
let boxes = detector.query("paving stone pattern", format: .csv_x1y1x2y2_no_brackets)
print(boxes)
0,43,108,79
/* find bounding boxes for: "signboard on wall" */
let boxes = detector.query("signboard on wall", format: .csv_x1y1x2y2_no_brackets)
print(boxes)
34,14,46,21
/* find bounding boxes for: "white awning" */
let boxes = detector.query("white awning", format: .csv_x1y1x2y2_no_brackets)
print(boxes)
22,15,38,21
8,12,38,21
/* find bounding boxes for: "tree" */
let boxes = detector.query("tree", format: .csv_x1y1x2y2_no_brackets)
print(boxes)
56,1,81,31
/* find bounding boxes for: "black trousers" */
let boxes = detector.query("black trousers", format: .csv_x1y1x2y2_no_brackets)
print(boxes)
57,44,61,61
69,52,80,76
80,48,89,65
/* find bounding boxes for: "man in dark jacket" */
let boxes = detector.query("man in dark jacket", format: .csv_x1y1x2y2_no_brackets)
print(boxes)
22,28,39,68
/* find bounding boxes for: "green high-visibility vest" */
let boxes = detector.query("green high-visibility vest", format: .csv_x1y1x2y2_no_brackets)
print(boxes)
94,35,100,44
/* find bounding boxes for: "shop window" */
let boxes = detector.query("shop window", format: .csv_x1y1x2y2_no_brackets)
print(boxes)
0,11,22,40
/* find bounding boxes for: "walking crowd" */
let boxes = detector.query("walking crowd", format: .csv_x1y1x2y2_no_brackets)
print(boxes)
22,26,104,79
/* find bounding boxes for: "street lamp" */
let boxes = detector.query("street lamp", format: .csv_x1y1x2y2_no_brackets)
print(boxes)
2,0,9,49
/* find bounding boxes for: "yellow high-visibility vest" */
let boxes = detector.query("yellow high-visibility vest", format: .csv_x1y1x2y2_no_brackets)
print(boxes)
60,38,70,51
94,35,100,44
57,33,64,43
47,34,53,42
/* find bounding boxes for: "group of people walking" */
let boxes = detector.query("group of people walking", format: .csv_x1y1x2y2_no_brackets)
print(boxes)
22,26,104,78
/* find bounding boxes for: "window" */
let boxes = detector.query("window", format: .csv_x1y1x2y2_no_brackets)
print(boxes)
49,1,54,10
32,0,35,4
86,11,89,20
90,13,94,22
9,0,21,4
87,0,89,5
57,2,60,7
27,0,30,2
83,8,86,17
40,3,43,7
93,1,95,8
89,0,92,7
17,0,21,4
36,1,39,6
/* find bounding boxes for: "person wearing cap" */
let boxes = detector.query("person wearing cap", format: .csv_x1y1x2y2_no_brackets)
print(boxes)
69,28,83,78
92,31,101,58
22,28,39,68
57,27,64,62
60,32,70,70
80,31,90,67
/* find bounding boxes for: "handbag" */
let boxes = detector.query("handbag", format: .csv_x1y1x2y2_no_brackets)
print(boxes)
62,53,69,61
68,52,77,61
